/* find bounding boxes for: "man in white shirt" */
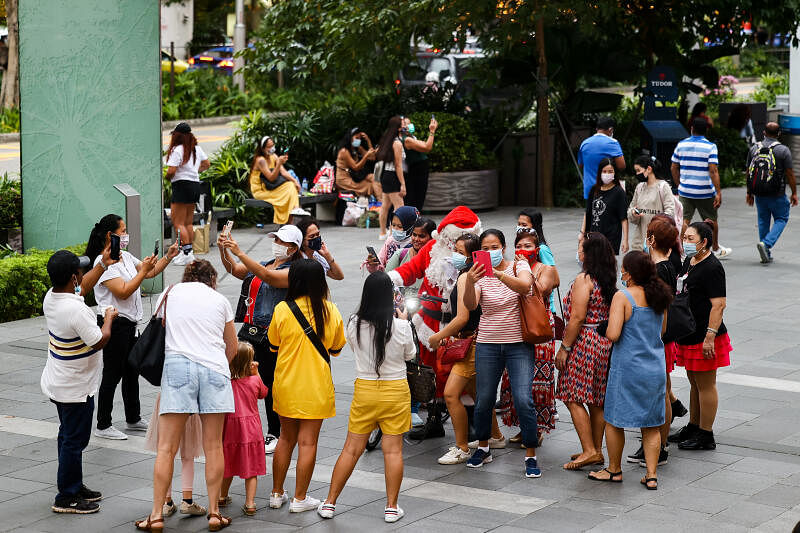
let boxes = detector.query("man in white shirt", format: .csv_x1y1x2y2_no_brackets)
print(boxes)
41,250,117,514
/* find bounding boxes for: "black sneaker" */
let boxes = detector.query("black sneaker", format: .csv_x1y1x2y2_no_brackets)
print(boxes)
671,399,688,421
678,429,716,450
52,496,100,514
78,484,102,502
626,445,644,463
639,447,669,467
667,423,698,443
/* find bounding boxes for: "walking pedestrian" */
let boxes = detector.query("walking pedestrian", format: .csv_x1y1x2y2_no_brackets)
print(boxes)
296,217,345,280
267,259,346,513
589,251,672,490
334,127,381,199
577,116,626,202
318,272,416,522
688,102,714,130
628,155,675,251
376,116,407,240
165,122,209,265
671,117,732,258
745,122,798,263
400,115,438,210
557,233,616,470
668,220,731,451
581,159,629,254
249,135,304,225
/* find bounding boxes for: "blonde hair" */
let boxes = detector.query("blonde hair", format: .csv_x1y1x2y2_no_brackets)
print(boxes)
230,341,255,379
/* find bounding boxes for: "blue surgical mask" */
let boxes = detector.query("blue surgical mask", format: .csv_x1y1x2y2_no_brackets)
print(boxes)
392,229,408,242
489,249,504,267
643,244,649,254
450,252,467,270
683,242,697,258
351,138,361,148
407,123,416,134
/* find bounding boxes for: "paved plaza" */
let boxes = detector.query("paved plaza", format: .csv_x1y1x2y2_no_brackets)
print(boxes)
1,188,799,532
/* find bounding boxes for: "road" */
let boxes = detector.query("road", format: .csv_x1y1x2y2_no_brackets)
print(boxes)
0,122,238,177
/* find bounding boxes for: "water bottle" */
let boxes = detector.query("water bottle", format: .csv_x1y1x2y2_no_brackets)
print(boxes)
256,223,264,229
301,178,309,194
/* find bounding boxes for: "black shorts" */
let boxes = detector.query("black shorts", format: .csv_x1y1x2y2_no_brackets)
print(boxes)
171,180,200,204
381,169,401,194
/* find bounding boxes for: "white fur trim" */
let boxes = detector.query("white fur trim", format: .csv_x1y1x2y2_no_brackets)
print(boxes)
412,313,437,350
387,270,404,287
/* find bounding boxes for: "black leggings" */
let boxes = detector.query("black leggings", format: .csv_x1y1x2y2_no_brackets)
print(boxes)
96,316,141,430
405,159,430,211
253,339,280,437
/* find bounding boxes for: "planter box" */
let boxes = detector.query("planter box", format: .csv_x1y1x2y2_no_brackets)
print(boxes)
0,228,22,253
424,169,498,213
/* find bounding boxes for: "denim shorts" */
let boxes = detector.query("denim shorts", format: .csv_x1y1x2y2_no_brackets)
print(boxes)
160,353,234,414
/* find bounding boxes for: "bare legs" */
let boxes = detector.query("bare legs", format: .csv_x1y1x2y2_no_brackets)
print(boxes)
687,370,718,431
378,192,404,237
640,427,661,484
199,413,226,527
660,372,673,445
563,402,605,467
149,413,190,521
592,425,659,486
170,202,193,247
272,417,323,501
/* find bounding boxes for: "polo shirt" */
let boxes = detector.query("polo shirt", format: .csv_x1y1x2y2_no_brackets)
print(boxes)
672,135,719,199
577,133,624,199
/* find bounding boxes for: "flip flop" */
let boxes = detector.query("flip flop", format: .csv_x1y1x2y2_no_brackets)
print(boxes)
564,453,604,470
641,477,658,490
570,452,605,464
588,468,623,482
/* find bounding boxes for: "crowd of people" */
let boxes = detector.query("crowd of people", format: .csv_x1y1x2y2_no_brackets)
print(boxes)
53,108,800,528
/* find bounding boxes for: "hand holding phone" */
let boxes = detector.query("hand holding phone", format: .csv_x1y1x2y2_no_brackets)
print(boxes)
153,239,160,257
222,220,234,238
366,245,379,264
472,250,493,277
109,234,121,261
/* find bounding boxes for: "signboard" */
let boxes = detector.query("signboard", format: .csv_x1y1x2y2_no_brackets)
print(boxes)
644,66,680,121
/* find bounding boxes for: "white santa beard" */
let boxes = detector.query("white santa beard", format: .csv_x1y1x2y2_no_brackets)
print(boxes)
425,240,458,298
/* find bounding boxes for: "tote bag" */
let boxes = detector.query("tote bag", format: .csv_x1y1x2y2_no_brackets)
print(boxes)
128,285,173,386
515,262,554,344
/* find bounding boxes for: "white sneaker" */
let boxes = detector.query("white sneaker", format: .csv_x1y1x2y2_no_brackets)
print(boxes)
180,501,206,515
126,419,148,432
289,496,321,513
269,491,288,509
713,245,732,259
290,207,312,216
317,502,335,519
438,446,471,465
264,434,278,454
94,426,128,440
163,501,176,517
411,413,424,427
384,506,404,523
468,436,507,449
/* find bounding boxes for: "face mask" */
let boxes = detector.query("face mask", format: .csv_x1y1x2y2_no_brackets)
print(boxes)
267,146,276,155
635,172,647,183
307,237,322,251
489,249,504,267
392,229,409,242
73,276,81,295
516,248,538,262
407,123,415,134
643,244,650,254
601,172,615,185
683,242,697,258
450,252,467,270
119,234,129,250
351,138,361,148
272,242,289,259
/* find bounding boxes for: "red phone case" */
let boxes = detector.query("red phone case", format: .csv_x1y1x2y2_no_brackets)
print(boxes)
472,250,493,277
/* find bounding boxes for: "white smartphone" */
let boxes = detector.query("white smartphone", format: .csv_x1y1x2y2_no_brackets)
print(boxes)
222,220,234,238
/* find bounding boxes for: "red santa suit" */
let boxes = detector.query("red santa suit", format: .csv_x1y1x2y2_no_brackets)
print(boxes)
388,206,482,394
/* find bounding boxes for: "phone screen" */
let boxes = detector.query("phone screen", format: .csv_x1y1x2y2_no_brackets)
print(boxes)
110,234,121,261
472,250,493,277
153,239,160,256
366,246,378,259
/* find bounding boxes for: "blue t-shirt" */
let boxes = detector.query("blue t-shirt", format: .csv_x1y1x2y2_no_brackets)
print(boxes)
577,133,624,199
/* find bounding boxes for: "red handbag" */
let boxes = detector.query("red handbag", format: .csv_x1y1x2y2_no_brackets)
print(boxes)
436,335,475,365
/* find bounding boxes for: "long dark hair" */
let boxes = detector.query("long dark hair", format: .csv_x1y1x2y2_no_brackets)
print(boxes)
250,135,272,173
479,228,506,247
456,233,480,273
689,219,715,250
351,272,395,376
85,214,123,262
590,157,620,197
634,154,663,180
286,259,330,340
518,208,547,245
338,127,360,153
376,116,403,163
622,251,673,314
581,232,617,305
167,131,198,166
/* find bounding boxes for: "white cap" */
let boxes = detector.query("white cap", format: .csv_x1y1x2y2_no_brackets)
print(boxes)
267,225,303,247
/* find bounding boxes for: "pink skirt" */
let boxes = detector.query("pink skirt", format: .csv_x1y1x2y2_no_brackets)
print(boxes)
222,414,266,479
144,394,204,458
676,333,732,372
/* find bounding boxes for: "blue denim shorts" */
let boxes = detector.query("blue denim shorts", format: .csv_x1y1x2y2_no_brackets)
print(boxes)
160,353,234,414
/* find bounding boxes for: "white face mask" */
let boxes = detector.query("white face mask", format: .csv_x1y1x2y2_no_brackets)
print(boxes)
272,242,290,259
267,146,276,155
119,234,129,250
601,172,615,185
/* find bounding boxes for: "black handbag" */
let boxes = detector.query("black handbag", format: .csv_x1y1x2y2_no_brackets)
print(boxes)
128,285,174,386
406,321,436,404
664,291,696,344
237,275,270,346
260,172,289,191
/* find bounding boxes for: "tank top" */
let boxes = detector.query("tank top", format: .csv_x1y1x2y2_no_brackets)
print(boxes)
449,282,481,333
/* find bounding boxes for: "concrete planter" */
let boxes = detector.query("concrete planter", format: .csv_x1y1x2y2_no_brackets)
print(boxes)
424,169,498,213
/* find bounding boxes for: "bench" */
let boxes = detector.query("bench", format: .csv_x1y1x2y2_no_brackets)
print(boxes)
245,193,339,222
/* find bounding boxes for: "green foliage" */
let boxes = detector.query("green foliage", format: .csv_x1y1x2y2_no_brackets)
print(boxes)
0,107,19,133
407,112,494,172
720,166,746,188
706,125,749,177
161,70,268,121
0,173,21,229
751,71,789,106
713,47,785,78
0,243,91,323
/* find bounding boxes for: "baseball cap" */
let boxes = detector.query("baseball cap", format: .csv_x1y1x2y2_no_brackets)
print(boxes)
172,122,191,134
268,224,303,247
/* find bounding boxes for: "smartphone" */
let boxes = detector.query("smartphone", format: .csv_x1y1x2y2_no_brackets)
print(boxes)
153,239,160,256
222,220,234,238
366,245,378,259
472,250,493,277
110,234,121,261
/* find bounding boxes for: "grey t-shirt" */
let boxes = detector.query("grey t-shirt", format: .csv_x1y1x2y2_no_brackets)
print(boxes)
747,137,792,195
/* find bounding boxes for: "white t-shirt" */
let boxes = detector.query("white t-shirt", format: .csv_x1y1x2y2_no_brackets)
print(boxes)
346,317,416,380
166,144,208,183
93,251,143,322
302,250,330,274
40,290,104,403
155,282,234,378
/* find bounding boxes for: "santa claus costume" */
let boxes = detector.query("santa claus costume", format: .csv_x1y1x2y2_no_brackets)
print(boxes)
388,206,482,439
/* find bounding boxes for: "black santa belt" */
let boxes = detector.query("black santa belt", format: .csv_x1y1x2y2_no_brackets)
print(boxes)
423,307,452,323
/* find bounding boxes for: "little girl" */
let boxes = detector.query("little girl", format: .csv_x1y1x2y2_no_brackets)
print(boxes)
144,395,206,517
220,341,269,515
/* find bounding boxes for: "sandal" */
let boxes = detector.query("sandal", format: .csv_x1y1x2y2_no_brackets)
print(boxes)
588,468,623,482
241,503,257,516
509,432,522,443
563,453,604,470
641,477,658,490
135,516,164,532
207,512,232,532
570,452,605,464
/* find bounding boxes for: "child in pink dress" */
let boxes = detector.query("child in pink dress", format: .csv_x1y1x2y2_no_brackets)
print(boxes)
220,342,269,515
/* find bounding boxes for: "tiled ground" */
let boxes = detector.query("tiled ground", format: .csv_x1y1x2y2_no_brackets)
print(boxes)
1,187,799,531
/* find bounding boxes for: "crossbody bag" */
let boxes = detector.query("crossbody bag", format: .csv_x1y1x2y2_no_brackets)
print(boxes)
237,276,269,346
287,300,330,366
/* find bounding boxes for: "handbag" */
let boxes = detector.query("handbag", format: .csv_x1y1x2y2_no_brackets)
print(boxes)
663,291,695,344
553,286,565,341
406,321,436,403
128,285,174,386
436,334,475,365
516,262,554,344
260,172,289,191
237,276,269,346
286,300,330,365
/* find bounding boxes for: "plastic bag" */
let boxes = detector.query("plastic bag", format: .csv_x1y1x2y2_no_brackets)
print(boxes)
342,202,364,227
311,161,335,194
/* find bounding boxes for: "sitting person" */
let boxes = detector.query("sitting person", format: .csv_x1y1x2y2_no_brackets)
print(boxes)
249,136,306,224
334,127,380,198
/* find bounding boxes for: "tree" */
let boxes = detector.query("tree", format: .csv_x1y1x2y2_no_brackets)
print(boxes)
0,0,18,109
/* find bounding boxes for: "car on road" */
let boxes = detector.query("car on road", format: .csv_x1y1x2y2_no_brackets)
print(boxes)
188,45,254,73
161,50,189,73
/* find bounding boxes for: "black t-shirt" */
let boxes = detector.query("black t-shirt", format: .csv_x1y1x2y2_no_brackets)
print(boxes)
678,254,727,345
585,185,628,254
449,276,481,333
656,260,677,294
668,249,682,276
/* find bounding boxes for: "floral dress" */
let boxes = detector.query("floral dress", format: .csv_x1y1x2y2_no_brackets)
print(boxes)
555,277,612,406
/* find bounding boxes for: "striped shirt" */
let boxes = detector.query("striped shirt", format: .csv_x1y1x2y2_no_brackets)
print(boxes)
672,135,719,199
476,260,531,344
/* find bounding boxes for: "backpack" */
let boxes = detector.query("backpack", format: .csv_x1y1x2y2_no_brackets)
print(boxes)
748,142,783,196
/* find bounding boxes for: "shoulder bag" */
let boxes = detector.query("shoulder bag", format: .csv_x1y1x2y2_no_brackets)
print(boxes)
260,171,289,191
406,321,436,404
237,276,270,346
515,262,554,344
286,300,330,366
436,334,475,365
128,285,174,386
663,288,695,344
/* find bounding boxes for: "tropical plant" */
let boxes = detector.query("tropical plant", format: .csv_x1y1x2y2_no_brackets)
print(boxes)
751,71,789,107
0,173,21,229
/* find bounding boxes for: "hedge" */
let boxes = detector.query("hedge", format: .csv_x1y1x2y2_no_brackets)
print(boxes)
0,244,94,323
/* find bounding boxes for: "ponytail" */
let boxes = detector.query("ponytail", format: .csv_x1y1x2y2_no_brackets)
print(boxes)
623,251,673,314
85,214,122,262
642,276,673,315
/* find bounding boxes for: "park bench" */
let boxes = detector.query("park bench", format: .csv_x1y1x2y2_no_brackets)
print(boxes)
244,192,339,223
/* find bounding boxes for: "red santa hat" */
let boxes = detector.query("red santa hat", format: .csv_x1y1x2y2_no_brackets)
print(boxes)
432,205,481,240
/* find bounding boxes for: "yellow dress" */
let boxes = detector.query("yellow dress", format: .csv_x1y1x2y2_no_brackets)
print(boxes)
267,296,346,419
249,154,300,224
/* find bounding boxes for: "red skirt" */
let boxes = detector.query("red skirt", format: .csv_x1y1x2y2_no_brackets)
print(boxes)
676,333,732,372
664,342,677,374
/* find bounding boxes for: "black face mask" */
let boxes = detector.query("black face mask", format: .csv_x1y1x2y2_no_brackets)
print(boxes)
308,236,323,251
635,172,647,182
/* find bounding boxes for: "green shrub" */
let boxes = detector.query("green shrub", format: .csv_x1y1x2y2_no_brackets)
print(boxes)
0,173,21,229
751,71,789,107
407,112,493,172
0,243,93,323
0,107,19,133
706,126,749,177
162,70,268,121
720,166,746,188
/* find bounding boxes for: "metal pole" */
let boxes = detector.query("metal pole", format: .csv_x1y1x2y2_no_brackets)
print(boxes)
113,184,142,260
169,41,175,97
233,0,245,92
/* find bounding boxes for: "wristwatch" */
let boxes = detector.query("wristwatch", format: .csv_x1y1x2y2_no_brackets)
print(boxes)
99,260,108,271
562,344,573,354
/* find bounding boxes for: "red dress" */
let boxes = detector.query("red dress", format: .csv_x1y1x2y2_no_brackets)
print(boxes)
223,375,269,479
556,278,612,406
